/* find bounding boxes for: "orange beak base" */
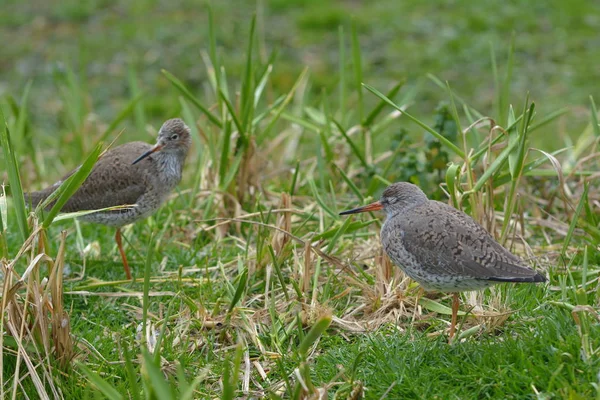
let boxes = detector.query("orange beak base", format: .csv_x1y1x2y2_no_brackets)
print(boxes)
132,144,164,165
339,201,383,216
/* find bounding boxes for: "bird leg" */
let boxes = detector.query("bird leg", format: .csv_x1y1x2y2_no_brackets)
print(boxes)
115,228,132,280
449,292,460,342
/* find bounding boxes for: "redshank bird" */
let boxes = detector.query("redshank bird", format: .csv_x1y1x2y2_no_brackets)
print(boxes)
27,118,191,279
339,182,546,339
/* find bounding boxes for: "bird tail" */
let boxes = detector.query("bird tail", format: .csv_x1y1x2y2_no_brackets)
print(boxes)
489,271,546,283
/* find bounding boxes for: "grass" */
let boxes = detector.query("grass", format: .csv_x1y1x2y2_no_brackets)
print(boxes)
1,1,600,399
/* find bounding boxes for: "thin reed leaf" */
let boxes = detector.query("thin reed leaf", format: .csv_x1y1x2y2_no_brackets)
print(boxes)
42,142,103,228
590,96,600,137
78,363,124,400
364,80,405,127
289,160,300,196
497,35,515,125
0,111,29,242
334,164,363,202
207,5,220,90
338,25,346,116
142,349,173,400
219,90,243,134
308,179,337,218
240,15,257,131
254,64,273,108
363,83,465,157
122,341,141,400
445,163,461,209
325,217,353,253
228,267,248,314
142,233,154,341
15,80,32,149
218,120,233,186
465,136,520,195
161,69,222,128
351,21,364,124
561,182,589,257
333,119,369,171
298,315,332,359
262,68,309,138
222,343,244,400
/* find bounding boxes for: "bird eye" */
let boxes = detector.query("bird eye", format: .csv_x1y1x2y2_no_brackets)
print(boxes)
170,134,179,140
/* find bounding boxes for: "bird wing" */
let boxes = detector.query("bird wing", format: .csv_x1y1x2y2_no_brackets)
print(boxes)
29,142,153,212
396,201,539,281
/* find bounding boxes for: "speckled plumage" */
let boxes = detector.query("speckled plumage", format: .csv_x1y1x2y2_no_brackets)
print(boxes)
344,182,546,291
27,118,191,224
340,182,546,339
26,118,191,279
380,197,545,292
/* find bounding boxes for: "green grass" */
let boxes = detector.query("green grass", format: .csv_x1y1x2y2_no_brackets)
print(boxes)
1,1,600,399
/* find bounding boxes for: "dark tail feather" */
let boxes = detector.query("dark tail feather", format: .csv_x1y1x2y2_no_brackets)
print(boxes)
488,271,547,283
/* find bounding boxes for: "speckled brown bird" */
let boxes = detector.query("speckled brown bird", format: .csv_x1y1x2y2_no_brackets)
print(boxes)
27,118,191,279
340,182,546,339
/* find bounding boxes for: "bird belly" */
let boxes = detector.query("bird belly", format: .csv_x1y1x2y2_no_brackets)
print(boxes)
77,192,164,227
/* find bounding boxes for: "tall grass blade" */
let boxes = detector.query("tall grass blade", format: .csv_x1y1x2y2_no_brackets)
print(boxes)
142,233,154,341
561,182,589,257
0,111,29,242
240,15,257,132
42,142,103,228
78,363,124,400
141,349,173,400
364,80,405,127
298,315,332,359
338,25,346,116
363,83,464,157
228,267,248,315
161,69,222,128
15,80,33,151
351,21,364,124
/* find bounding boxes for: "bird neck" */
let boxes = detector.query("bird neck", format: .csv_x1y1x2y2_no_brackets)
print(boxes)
154,150,186,186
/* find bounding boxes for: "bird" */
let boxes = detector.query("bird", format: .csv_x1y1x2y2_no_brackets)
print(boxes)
339,182,546,340
27,118,192,280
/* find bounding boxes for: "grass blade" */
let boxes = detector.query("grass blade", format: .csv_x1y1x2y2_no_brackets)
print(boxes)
0,110,29,242
42,142,103,228
364,80,405,127
78,363,124,400
228,267,248,314
298,315,332,359
351,21,364,124
161,69,222,128
363,83,464,158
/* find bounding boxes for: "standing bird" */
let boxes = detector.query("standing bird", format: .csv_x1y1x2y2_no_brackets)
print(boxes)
339,182,546,339
27,118,191,279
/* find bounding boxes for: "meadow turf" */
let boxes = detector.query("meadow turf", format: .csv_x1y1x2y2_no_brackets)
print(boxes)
1,1,599,399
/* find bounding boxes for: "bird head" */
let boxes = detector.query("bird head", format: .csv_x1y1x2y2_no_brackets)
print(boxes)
132,118,191,165
339,182,428,217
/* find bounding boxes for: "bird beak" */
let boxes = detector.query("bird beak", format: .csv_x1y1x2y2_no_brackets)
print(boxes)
339,201,383,215
132,143,164,165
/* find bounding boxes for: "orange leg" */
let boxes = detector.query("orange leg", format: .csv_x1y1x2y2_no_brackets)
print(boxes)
115,228,132,280
449,292,460,342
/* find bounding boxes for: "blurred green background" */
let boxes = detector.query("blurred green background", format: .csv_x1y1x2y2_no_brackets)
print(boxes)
2,0,599,137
